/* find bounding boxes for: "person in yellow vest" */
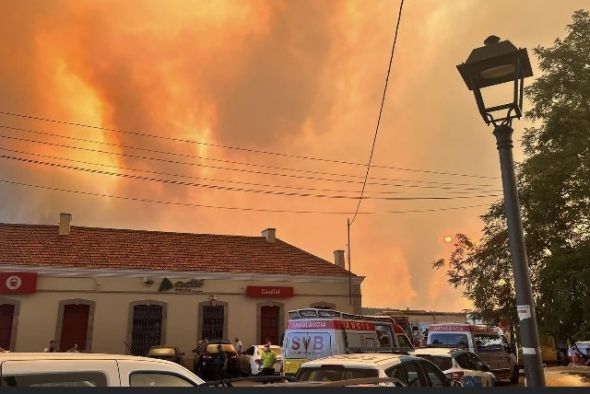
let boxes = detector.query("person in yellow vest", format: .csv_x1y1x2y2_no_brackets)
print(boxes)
260,344,276,382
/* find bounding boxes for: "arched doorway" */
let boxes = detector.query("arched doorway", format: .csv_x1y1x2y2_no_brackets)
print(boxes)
260,306,280,345
59,304,90,351
256,302,284,346
0,303,15,350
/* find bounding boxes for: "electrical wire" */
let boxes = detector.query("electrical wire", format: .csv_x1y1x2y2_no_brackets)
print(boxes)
351,0,404,224
0,177,495,215
0,112,497,180
0,124,501,189
0,147,502,196
0,133,502,191
0,154,503,201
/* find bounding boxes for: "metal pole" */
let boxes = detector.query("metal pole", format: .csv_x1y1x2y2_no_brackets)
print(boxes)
493,124,545,387
347,218,352,306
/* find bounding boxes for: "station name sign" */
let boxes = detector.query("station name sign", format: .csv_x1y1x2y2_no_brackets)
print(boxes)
174,279,205,292
0,272,38,294
246,286,294,298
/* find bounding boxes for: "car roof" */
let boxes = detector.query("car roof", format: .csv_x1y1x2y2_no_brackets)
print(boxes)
412,347,463,356
149,345,177,348
301,353,418,368
0,352,179,365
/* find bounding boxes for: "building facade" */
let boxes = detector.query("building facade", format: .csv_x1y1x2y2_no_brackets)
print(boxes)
0,214,363,364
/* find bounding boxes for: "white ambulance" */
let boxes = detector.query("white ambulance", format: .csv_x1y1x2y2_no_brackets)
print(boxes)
426,323,518,383
282,309,413,376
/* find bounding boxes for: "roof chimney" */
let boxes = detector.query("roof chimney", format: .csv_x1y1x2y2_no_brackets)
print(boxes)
334,250,345,269
262,228,276,243
59,212,72,236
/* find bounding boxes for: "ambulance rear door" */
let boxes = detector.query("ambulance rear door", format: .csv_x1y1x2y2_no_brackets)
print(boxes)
284,330,332,361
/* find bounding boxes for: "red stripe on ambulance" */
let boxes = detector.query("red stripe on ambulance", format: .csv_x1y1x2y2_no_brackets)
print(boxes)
287,320,375,331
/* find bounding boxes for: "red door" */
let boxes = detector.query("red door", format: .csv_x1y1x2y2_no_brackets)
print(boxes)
0,304,15,350
60,304,89,351
260,306,280,345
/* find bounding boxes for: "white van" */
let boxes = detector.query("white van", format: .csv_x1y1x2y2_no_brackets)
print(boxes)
426,323,518,383
282,308,413,376
0,353,205,387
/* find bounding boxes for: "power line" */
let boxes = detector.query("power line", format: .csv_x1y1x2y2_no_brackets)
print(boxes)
351,0,404,224
0,177,494,215
0,154,504,201
0,147,501,196
0,124,368,180
0,133,502,192
0,124,501,189
0,111,498,180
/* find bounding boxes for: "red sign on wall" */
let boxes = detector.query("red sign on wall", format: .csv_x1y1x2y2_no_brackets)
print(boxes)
246,286,294,298
0,272,38,294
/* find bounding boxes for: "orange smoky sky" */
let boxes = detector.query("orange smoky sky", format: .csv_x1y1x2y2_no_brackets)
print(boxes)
0,0,586,310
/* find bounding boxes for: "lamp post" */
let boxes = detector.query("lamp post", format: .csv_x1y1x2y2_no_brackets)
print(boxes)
457,36,545,387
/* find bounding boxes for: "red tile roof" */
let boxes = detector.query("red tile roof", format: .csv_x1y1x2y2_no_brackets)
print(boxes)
0,224,353,277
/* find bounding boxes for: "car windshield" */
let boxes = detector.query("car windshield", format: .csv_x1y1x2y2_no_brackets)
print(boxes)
207,344,236,353
474,334,503,351
429,333,469,348
416,355,452,371
257,347,283,357
296,367,378,382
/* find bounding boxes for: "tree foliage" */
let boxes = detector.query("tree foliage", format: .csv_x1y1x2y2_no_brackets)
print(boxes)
435,10,590,341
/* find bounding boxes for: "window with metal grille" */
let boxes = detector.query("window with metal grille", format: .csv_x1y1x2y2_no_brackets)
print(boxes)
201,305,224,340
131,304,163,356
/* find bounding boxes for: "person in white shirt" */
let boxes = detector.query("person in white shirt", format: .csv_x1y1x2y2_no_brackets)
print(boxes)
234,337,243,354
43,340,56,352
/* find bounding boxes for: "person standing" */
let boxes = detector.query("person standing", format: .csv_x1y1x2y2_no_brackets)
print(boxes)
200,338,209,353
234,337,243,355
44,340,56,352
568,344,582,366
260,344,276,380
213,344,228,380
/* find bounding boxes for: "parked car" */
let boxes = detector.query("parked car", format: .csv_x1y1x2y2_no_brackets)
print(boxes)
0,352,205,387
517,335,558,368
412,347,496,387
427,323,518,383
146,345,184,366
294,353,454,387
238,345,283,376
194,340,240,381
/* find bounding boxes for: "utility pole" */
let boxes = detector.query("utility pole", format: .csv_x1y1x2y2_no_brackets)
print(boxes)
347,218,352,306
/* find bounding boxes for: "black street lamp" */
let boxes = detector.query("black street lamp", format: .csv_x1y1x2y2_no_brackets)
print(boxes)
457,36,545,387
